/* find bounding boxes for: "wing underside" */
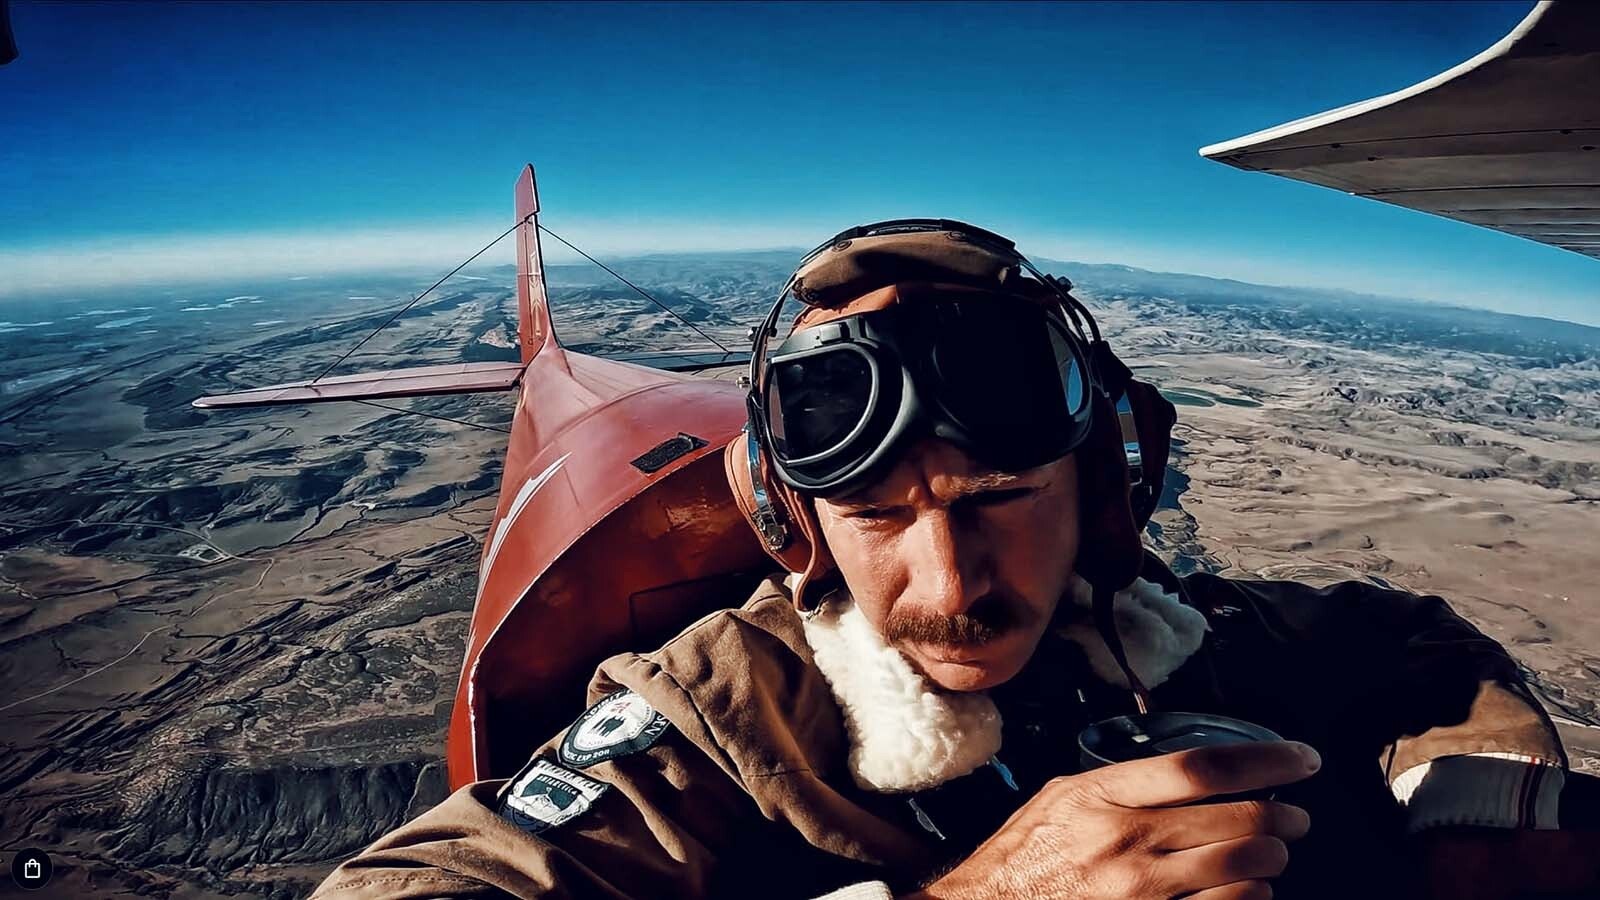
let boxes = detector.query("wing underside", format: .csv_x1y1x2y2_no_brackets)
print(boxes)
1200,1,1600,262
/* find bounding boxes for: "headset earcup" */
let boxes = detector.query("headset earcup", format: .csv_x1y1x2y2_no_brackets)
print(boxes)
772,480,838,610
1075,391,1145,592
722,436,820,596
1123,378,1177,530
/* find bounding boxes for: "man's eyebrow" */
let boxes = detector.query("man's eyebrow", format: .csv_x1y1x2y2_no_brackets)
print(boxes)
953,471,1031,493
832,471,1040,510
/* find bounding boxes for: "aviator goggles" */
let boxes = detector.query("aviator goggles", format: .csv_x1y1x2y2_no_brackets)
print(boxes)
746,220,1101,498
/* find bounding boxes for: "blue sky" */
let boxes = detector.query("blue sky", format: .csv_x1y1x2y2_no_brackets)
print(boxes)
3,1,1597,324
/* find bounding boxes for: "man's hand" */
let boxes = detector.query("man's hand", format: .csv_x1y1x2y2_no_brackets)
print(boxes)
905,741,1322,900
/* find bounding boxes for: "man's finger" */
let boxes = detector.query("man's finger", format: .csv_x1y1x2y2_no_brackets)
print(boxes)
1086,741,1321,808
1158,834,1290,892
1150,800,1311,850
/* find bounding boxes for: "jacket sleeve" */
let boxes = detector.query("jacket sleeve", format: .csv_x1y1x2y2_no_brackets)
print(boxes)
1190,574,1566,831
310,656,764,900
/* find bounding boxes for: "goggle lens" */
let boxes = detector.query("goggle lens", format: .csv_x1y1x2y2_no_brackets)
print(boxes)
929,302,1089,466
766,348,875,461
762,297,1092,491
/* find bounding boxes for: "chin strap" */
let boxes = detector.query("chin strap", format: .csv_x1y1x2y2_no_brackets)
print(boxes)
1092,582,1153,714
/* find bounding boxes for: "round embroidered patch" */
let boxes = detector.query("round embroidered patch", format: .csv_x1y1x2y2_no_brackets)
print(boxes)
559,689,671,768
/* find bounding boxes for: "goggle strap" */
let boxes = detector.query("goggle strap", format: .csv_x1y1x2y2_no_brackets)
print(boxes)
749,273,801,402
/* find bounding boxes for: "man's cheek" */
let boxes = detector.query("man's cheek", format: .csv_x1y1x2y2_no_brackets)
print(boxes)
824,531,900,613
834,523,901,575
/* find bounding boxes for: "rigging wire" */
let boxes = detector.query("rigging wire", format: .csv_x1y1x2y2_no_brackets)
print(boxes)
305,214,741,435
537,223,734,354
355,399,512,434
309,214,532,385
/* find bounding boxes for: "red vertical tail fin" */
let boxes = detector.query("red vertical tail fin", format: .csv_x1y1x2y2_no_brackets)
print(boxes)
515,164,558,362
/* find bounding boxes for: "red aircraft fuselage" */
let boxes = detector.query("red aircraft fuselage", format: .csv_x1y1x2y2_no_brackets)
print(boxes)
451,167,767,784
194,166,771,787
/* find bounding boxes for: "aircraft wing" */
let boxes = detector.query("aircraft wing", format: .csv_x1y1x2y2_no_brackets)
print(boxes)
193,361,526,409
1201,1,1600,261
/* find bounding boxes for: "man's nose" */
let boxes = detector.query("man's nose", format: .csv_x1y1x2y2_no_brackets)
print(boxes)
907,509,991,616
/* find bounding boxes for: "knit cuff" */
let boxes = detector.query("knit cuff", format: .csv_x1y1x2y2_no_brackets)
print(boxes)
1391,752,1564,832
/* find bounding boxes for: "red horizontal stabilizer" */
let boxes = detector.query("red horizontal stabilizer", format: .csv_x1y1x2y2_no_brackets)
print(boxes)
192,361,526,409
605,349,750,372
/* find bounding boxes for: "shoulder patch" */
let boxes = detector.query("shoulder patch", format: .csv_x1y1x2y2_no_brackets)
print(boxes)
559,689,672,768
499,758,610,833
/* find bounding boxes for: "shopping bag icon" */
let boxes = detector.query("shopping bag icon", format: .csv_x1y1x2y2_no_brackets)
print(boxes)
21,858,40,880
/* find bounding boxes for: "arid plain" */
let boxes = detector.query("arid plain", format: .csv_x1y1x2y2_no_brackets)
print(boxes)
1092,291,1600,771
1,255,1596,897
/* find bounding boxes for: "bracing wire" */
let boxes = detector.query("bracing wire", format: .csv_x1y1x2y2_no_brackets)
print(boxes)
296,213,739,434
537,223,734,354
310,214,532,385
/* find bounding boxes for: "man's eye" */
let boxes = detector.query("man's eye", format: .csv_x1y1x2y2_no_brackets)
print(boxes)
843,507,895,521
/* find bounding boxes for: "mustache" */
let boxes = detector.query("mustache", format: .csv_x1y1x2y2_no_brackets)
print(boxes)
883,593,1025,646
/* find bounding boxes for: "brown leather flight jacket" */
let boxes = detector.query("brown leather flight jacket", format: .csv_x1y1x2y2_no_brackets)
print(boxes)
314,557,1566,900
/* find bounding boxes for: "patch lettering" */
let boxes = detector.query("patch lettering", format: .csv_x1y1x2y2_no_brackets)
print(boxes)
559,689,671,768
499,759,609,833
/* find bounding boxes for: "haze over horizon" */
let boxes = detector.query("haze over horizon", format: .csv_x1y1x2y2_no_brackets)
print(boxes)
4,1,1599,325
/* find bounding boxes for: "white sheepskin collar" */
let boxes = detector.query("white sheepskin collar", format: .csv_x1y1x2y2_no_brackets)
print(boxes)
796,573,1209,794
1057,574,1210,691
800,592,1003,793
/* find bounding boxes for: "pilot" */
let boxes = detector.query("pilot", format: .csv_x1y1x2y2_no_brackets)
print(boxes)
315,222,1588,899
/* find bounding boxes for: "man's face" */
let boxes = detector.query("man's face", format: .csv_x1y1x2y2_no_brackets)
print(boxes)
813,437,1081,692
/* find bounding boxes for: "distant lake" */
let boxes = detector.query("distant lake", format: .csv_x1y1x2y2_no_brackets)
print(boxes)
1160,387,1261,408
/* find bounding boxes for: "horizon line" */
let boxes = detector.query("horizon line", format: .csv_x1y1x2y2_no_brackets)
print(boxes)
3,220,1597,329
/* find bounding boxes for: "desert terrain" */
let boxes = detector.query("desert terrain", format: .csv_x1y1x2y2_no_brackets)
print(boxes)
1,254,1595,896
1084,285,1600,770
